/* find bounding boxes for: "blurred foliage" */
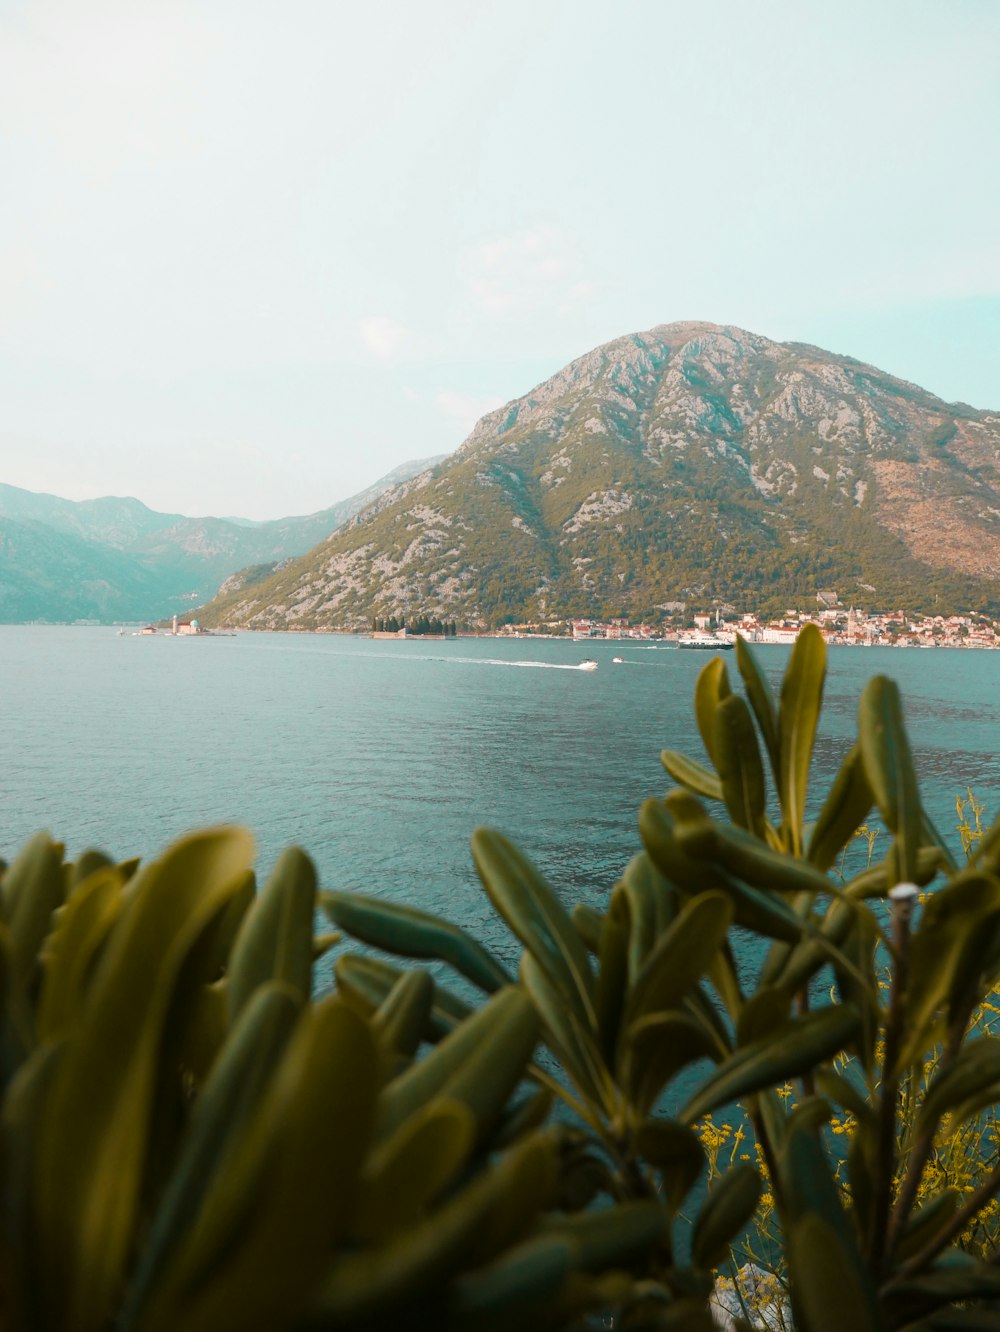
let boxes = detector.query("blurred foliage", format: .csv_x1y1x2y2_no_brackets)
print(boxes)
8,627,1000,1329
0,835,676,1331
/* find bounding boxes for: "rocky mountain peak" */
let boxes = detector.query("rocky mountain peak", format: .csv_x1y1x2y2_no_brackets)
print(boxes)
197,324,1000,631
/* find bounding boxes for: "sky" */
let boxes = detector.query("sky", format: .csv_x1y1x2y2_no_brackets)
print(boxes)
0,0,997,520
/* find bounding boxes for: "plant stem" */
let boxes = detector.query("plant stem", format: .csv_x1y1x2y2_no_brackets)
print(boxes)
887,1156,1000,1284
870,883,917,1276
885,1006,968,1262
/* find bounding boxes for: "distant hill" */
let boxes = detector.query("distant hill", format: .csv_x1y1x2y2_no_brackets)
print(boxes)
0,456,444,622
195,322,1000,630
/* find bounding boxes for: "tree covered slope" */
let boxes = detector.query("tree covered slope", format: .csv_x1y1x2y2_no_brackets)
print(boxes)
198,323,1000,629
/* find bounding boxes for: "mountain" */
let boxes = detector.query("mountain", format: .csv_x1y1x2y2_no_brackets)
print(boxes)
195,323,1000,631
0,456,444,622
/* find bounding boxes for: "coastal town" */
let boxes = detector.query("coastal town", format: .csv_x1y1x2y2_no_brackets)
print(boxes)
499,599,1000,649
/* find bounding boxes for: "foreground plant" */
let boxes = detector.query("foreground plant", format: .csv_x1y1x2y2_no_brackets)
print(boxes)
328,628,1000,1329
7,627,1000,1329
0,831,673,1332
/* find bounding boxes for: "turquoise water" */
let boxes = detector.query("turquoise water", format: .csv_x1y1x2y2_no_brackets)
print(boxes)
2,627,999,976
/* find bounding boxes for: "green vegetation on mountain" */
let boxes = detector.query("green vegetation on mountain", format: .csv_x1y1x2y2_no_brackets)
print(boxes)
196,323,1000,630
372,615,457,636
0,457,443,623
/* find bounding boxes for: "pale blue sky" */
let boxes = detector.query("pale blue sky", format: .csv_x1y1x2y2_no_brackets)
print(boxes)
0,0,997,519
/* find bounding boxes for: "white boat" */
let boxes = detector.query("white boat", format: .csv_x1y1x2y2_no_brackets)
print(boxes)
578,659,598,671
612,656,624,663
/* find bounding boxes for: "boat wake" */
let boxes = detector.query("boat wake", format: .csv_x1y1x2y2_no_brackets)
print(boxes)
448,656,593,671
305,647,601,671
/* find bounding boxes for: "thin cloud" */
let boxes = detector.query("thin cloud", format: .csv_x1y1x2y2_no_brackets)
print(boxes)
461,227,594,317
358,316,413,360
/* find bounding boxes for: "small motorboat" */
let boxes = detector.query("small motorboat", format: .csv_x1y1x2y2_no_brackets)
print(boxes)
612,656,624,664
578,659,598,671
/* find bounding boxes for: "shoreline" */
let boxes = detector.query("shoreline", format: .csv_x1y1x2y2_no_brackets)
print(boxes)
7,623,1000,650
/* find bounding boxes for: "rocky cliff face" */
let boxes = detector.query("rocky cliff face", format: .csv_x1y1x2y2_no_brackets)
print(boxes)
197,323,1000,629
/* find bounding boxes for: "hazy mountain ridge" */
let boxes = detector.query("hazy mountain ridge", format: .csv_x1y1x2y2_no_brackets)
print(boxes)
0,456,444,622
196,323,1000,630
0,516,166,622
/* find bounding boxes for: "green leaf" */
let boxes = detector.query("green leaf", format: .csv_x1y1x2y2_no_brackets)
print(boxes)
681,1004,860,1122
372,967,435,1064
650,1300,719,1331
661,750,724,802
434,992,540,1147
120,982,301,1326
858,674,921,885
227,845,316,1021
335,954,473,1041
806,745,874,871
918,1037,1000,1130
461,1128,562,1269
777,623,826,855
307,1131,557,1322
902,871,1000,1068
31,826,255,1332
377,986,538,1142
312,929,341,961
623,892,733,1031
0,829,65,925
714,694,768,838
355,1098,475,1240
323,889,511,994
639,798,805,943
895,1189,962,1263
448,1236,573,1323
2,832,68,1055
922,806,959,875
191,873,255,981
692,1164,761,1269
779,1124,880,1328
0,919,10,1031
841,846,943,899
571,903,605,954
735,633,780,778
472,828,596,1027
736,986,792,1047
537,1199,668,1271
634,1120,705,1210
595,886,630,1064
887,1262,1000,1308
36,867,124,1044
491,1086,554,1150
814,1069,876,1131
787,1215,881,1332
619,1012,717,1118
137,999,380,1332
674,816,834,897
521,952,614,1116
786,1094,832,1134
972,811,1000,875
0,1039,63,1327
767,894,868,996
620,851,676,985
69,849,114,886
694,655,731,768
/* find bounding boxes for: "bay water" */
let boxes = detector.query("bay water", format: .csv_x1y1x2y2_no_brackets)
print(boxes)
2,627,999,983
